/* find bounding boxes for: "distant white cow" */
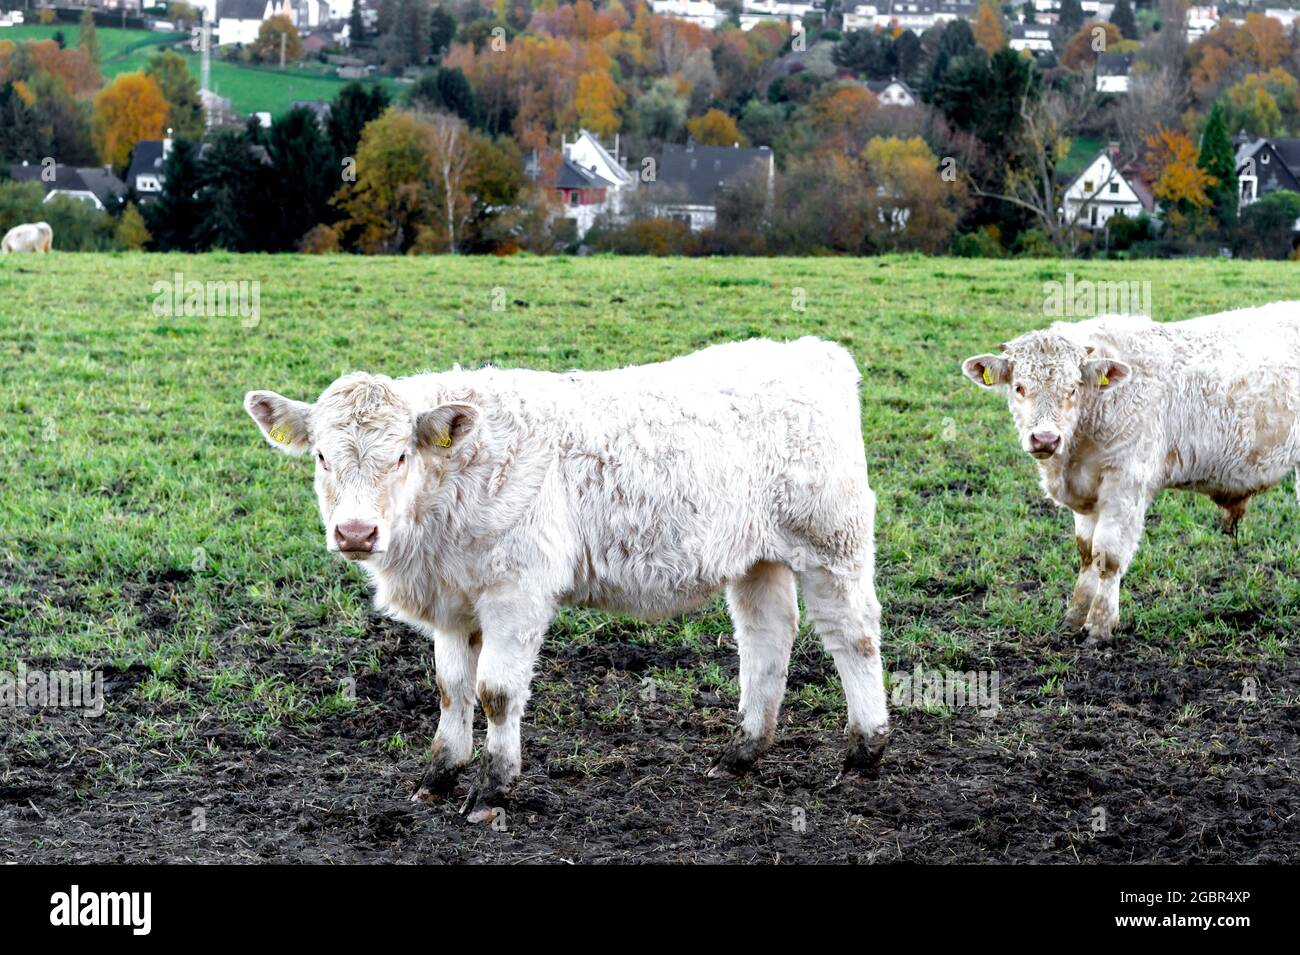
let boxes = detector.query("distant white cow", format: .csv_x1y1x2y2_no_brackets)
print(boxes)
245,338,889,821
1,221,52,254
963,303,1300,644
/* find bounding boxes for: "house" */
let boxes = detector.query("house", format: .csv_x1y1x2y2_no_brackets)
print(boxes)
1029,0,1106,23
841,0,975,32
550,130,635,238
125,138,169,202
8,162,125,210
738,0,822,31
1235,136,1300,208
652,141,775,232
864,78,917,107
1060,146,1155,229
649,0,726,28
216,0,329,46
1185,5,1220,41
1009,23,1054,55
1095,53,1132,94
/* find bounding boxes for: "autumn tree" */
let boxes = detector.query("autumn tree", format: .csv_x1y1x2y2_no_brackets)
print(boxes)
686,107,748,146
255,15,303,65
334,109,436,253
422,112,473,253
1233,13,1288,71
92,73,169,173
972,0,1006,54
1145,124,1214,234
808,84,877,156
1062,21,1120,70
26,41,100,97
575,70,624,139
862,136,967,252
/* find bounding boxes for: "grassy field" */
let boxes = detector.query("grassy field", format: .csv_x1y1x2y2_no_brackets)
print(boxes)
1,253,1297,862
2,25,394,116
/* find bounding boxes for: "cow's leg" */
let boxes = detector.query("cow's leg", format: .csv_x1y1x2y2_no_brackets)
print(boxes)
462,595,550,824
708,561,798,778
1084,483,1150,644
1064,510,1099,631
412,629,480,801
799,563,890,776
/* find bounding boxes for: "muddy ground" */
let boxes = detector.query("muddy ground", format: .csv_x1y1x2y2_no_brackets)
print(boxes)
1,577,1297,864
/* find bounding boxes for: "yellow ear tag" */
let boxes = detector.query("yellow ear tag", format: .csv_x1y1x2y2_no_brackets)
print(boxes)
269,424,293,445
434,431,452,449
1097,372,1110,387
982,367,995,386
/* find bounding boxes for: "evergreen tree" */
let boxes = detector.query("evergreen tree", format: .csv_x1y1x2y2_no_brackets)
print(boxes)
1110,0,1138,40
0,83,52,163
349,1,366,46
327,81,391,162
267,106,338,247
429,6,456,57
408,67,480,126
1058,0,1084,36
1198,102,1238,229
79,7,100,65
143,139,208,252
196,129,276,252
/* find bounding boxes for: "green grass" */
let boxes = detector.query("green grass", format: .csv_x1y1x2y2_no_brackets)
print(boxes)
1,25,394,117
1,253,1297,748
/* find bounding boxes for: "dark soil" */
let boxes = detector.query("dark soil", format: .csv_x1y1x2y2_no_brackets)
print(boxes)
2,573,1297,863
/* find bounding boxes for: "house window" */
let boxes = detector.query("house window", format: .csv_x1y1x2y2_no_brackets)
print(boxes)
569,191,580,206
1083,180,1095,193
1109,181,1119,193
1089,205,1098,226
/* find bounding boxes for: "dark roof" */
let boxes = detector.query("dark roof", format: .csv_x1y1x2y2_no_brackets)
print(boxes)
1236,138,1300,194
554,157,616,190
8,163,125,206
656,143,772,206
217,0,269,20
290,100,331,124
126,139,165,185
1270,137,1300,173
1096,53,1133,76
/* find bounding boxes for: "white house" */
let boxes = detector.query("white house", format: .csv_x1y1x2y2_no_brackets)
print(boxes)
7,162,125,210
216,0,329,46
864,78,917,107
840,0,974,31
1009,23,1054,55
1095,53,1132,93
1060,148,1155,229
551,130,636,238
1186,5,1220,41
649,0,725,28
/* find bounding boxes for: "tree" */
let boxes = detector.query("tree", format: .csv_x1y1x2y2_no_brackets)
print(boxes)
146,50,204,140
575,70,624,139
1061,21,1120,70
254,15,303,65
687,108,748,146
424,112,473,252
863,135,967,252
92,73,169,173
196,129,277,251
1145,125,1214,234
1110,0,1138,40
1233,191,1300,258
808,84,876,156
834,30,894,79
972,0,1006,54
267,106,338,247
429,6,456,56
407,67,480,127
1198,102,1237,229
26,73,97,165
78,7,100,65
114,202,151,250
349,2,366,46
335,109,437,253
636,77,687,141
378,0,431,71
328,81,391,162
0,83,52,162
143,139,207,251
1058,0,1084,37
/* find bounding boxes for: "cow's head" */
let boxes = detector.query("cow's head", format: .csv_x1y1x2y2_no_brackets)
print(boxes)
244,373,478,562
962,333,1131,460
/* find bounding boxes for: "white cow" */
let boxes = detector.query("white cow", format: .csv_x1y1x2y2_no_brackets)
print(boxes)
1,221,52,253
963,303,1300,644
245,338,889,820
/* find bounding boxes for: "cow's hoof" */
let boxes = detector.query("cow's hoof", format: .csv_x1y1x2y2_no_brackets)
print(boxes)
707,729,764,778
1063,609,1089,633
459,753,512,822
410,761,464,802
842,728,889,779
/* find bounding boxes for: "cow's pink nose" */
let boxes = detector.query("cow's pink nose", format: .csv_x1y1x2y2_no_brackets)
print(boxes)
335,520,378,552
1029,431,1061,454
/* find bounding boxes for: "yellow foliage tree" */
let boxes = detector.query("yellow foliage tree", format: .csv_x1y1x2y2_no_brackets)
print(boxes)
972,0,1005,54
575,70,625,139
1145,125,1214,215
254,15,303,64
686,108,748,146
92,73,169,173
862,136,967,253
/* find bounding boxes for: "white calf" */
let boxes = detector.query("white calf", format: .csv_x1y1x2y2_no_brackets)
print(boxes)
1,222,52,254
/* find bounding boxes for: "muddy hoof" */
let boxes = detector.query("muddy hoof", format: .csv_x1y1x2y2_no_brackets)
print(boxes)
842,729,889,778
459,753,511,823
410,762,463,802
707,729,763,779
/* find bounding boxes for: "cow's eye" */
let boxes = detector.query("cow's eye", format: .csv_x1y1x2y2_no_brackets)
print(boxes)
394,453,406,470
1015,384,1026,398
316,451,327,470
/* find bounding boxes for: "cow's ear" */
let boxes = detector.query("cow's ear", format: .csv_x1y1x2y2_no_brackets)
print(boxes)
962,354,1010,389
1084,358,1132,390
415,402,479,454
244,390,312,455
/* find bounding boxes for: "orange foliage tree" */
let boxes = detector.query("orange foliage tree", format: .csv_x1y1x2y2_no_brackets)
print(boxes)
810,84,878,157
1144,125,1214,230
92,72,168,172
1061,21,1121,69
26,40,101,97
686,108,747,146
972,0,1006,54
